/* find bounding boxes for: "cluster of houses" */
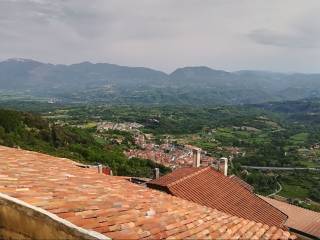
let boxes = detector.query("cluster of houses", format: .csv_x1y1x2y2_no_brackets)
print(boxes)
125,143,217,169
97,121,143,133
95,121,246,170
310,143,320,149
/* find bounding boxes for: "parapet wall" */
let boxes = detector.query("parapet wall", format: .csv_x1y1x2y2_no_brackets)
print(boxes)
0,193,109,240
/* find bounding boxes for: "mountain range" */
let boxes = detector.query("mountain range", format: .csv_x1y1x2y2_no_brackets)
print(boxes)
1,58,320,105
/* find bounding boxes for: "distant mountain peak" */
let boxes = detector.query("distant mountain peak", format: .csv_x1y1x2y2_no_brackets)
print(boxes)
6,58,34,62
3,58,43,65
71,61,93,66
170,66,231,79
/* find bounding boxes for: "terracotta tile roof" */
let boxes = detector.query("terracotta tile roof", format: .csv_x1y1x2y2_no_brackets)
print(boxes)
147,167,288,228
229,175,254,192
149,167,205,187
0,146,296,240
259,196,320,239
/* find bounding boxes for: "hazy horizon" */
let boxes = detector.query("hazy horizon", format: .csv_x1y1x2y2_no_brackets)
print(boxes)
2,57,320,75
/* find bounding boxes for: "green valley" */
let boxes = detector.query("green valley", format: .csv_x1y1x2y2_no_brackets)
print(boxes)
0,99,320,212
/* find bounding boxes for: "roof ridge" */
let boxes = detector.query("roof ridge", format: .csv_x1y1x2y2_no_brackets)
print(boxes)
167,166,211,187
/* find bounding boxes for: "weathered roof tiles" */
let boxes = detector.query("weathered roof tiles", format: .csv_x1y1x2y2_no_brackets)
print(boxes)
0,146,296,239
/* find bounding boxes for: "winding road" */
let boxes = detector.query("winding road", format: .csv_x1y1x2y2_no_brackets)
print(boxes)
267,177,283,197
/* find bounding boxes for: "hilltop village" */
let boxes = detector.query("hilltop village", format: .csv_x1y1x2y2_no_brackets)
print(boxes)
96,120,239,169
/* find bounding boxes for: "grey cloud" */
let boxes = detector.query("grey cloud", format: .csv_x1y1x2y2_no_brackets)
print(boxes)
0,0,111,38
1,0,320,73
248,28,320,48
248,8,320,49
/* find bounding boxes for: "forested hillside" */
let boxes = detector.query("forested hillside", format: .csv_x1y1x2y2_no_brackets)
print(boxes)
0,109,170,177
256,98,320,125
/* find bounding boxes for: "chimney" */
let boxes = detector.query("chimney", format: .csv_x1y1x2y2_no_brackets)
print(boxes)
154,168,160,179
97,164,103,174
192,148,201,167
101,166,113,175
219,157,228,176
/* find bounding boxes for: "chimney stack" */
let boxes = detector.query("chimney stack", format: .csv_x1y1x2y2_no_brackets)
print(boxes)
192,148,201,167
154,168,160,179
97,164,103,174
219,157,228,176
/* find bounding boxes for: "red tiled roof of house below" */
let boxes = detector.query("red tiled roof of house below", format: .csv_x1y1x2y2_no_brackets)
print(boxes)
229,175,254,192
147,167,288,228
0,146,296,240
259,196,320,239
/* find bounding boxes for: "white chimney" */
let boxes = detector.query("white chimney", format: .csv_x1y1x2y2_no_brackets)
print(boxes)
193,148,201,167
219,157,228,176
97,164,103,174
154,168,160,179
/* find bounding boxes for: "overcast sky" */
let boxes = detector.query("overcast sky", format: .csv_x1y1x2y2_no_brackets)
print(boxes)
1,0,320,73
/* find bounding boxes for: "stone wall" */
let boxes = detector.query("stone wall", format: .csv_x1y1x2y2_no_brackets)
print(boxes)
0,193,109,240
